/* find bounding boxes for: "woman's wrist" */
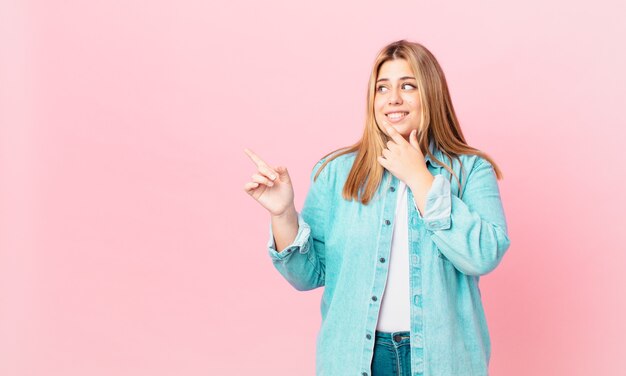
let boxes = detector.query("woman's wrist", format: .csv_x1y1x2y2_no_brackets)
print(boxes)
407,169,434,214
407,168,434,193
272,203,297,220
271,204,299,252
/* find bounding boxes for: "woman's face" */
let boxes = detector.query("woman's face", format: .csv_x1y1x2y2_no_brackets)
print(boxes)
374,59,422,141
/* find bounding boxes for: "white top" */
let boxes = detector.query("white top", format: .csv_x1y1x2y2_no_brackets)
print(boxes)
376,180,413,332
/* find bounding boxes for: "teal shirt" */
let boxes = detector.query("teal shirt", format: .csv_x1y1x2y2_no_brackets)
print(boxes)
267,143,511,376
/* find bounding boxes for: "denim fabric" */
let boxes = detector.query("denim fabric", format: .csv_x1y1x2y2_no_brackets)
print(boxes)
371,331,412,376
267,142,511,376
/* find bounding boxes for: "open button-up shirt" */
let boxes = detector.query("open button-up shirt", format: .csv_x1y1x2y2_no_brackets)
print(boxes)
267,143,511,376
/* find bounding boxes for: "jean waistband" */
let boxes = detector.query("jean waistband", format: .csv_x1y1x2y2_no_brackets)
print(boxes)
374,330,411,345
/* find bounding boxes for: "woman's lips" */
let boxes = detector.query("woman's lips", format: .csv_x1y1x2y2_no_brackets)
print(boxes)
385,111,408,123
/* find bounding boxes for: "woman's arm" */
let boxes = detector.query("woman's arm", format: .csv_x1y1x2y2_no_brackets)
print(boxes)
267,159,329,291
271,204,298,252
424,157,511,276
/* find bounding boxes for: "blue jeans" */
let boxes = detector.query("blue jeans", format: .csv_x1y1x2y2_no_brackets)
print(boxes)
371,330,411,376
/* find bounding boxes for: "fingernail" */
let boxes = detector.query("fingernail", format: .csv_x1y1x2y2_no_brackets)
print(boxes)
270,174,276,180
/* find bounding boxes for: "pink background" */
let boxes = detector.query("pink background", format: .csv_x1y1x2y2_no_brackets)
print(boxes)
2,0,625,374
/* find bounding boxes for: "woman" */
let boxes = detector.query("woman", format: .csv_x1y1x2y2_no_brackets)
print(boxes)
244,40,510,376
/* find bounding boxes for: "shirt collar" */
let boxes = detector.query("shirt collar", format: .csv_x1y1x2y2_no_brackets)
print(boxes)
424,138,439,166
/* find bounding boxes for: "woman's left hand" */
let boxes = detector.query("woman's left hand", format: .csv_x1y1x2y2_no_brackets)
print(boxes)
377,125,433,189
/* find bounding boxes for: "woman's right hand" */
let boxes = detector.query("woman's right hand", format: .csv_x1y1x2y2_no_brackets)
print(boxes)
243,148,295,216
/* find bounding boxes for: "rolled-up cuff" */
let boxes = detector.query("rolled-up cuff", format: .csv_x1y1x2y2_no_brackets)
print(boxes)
267,212,311,261
417,174,451,231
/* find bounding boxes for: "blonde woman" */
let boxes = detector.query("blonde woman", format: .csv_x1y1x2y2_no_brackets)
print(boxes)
244,40,511,376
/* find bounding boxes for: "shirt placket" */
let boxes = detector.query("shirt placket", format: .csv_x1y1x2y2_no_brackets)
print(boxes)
361,173,399,376
407,187,425,375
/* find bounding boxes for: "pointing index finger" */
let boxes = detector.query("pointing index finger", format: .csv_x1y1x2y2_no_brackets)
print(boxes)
244,148,268,168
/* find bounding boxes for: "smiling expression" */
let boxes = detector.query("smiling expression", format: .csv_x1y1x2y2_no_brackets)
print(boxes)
374,59,422,141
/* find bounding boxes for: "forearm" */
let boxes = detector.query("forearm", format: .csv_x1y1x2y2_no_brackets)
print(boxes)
408,168,435,215
429,195,510,275
271,204,299,252
422,160,510,276
267,210,325,291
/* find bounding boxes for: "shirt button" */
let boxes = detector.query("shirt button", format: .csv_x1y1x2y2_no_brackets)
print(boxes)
287,248,293,253
385,219,391,225
379,257,386,263
412,333,424,348
371,296,377,301
366,334,372,340
390,186,396,192
362,373,368,376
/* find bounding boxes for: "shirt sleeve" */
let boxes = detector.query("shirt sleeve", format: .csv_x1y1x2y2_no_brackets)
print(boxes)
426,158,511,276
265,159,329,291
412,174,452,230
267,212,311,261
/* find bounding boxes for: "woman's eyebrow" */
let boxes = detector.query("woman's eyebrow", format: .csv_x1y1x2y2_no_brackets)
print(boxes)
376,76,416,82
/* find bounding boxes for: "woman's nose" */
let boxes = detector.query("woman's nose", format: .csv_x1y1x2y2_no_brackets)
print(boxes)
388,88,402,104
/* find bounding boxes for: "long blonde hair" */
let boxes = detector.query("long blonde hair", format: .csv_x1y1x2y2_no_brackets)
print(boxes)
315,40,503,205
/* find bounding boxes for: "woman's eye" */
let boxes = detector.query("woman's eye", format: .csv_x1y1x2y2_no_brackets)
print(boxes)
376,86,388,93
402,83,417,90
